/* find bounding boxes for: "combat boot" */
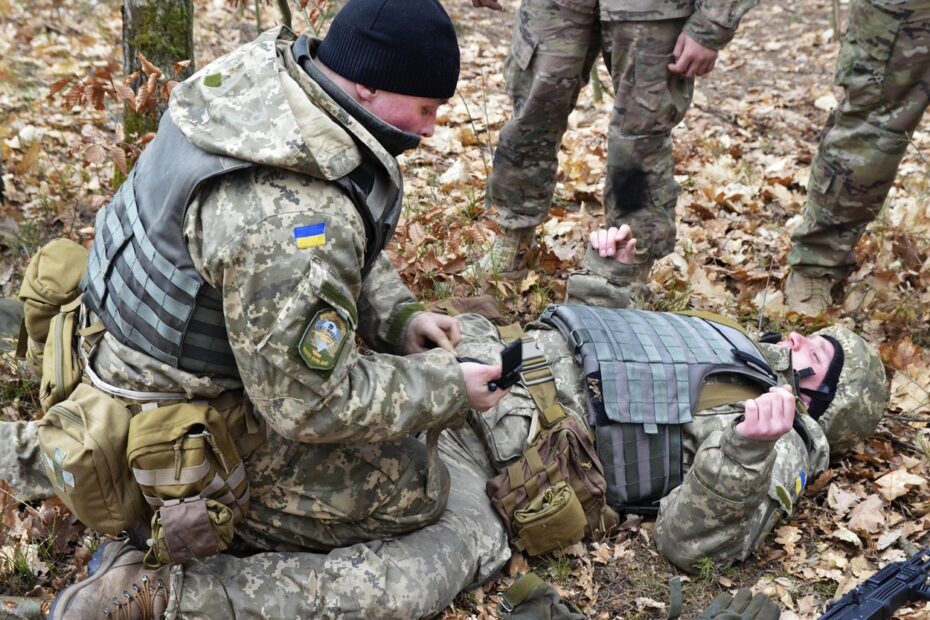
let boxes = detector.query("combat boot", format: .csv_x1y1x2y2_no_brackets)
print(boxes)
784,270,835,316
49,540,168,620
464,227,536,280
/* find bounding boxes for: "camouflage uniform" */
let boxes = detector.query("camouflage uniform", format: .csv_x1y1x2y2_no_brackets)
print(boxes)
57,29,510,618
487,0,758,289
467,313,832,573
0,420,53,503
788,0,930,278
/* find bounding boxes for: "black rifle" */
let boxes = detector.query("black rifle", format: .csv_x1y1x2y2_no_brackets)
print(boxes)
819,548,930,619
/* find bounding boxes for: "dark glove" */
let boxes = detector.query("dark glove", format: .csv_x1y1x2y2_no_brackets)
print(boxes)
500,573,587,620
694,588,780,620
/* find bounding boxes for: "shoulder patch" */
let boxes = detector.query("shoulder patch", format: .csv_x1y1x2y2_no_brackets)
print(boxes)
294,223,326,249
299,307,349,371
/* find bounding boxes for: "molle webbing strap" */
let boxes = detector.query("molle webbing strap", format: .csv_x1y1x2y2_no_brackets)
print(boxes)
520,337,567,433
595,423,682,514
542,305,776,431
83,114,249,378
539,304,776,513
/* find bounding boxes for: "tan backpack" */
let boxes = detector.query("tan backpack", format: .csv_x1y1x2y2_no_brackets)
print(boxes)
17,238,88,376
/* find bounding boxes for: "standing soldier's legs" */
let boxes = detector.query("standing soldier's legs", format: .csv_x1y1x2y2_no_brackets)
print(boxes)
787,0,930,312
600,19,693,301
483,0,600,273
238,434,451,551
0,420,54,502
165,430,509,619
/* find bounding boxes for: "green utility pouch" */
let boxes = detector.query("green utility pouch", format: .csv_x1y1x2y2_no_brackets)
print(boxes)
127,395,260,567
17,239,89,375
38,383,146,535
512,482,585,557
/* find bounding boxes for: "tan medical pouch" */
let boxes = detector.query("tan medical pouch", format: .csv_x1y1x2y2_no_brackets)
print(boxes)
127,394,261,567
512,481,586,556
38,383,146,535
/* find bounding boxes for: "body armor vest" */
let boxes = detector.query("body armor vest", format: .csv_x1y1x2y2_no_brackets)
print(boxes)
85,107,399,377
541,305,778,513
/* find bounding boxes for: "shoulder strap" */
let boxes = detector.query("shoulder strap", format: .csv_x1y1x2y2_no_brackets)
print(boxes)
520,337,568,443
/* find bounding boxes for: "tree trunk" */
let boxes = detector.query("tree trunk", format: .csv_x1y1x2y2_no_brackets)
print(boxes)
122,0,195,142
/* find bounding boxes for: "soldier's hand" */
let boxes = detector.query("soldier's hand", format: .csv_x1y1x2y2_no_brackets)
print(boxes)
668,33,717,77
403,312,462,354
589,226,637,264
461,362,508,411
736,385,796,441
471,0,503,10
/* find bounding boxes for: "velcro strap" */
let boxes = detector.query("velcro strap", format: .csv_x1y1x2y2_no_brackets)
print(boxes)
159,497,223,564
133,457,211,486
499,572,545,614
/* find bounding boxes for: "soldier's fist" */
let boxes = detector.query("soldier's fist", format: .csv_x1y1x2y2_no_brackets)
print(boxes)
668,33,718,78
589,226,637,264
460,362,508,411
736,385,796,441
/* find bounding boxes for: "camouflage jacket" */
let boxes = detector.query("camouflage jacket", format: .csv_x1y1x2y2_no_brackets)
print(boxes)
91,28,469,444
461,313,831,573
598,0,761,50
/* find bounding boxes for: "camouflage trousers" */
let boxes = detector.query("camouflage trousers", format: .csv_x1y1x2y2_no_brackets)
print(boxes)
166,427,510,619
0,420,54,503
235,430,454,551
789,0,930,278
486,0,693,283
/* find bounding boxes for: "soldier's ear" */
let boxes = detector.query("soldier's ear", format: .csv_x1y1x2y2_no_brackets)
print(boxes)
355,83,379,103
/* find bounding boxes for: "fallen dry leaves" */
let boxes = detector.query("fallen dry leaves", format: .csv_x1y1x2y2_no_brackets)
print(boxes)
1,0,929,616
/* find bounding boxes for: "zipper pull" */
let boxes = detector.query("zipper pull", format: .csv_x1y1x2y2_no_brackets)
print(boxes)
173,437,184,481
203,431,229,474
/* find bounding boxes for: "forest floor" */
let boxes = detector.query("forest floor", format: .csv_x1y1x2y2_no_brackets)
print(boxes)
1,0,929,617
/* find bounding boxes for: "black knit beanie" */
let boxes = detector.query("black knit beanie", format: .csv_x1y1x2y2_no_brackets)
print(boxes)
804,335,845,419
317,0,460,99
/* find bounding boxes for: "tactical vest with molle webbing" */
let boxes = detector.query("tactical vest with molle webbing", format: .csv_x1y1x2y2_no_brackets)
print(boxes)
541,305,780,515
83,104,401,377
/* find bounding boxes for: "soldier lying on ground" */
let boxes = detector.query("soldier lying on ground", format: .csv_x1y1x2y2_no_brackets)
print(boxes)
0,225,888,618
480,225,889,572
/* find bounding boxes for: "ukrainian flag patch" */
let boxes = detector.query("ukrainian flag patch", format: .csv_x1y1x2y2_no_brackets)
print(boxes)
294,223,326,249
795,471,807,494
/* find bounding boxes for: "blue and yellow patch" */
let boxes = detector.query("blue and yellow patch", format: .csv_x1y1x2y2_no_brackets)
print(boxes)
795,471,807,495
294,223,326,249
299,307,348,371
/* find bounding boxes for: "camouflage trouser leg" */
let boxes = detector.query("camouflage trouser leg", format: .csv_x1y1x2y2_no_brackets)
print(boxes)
166,429,510,619
788,0,930,278
237,434,451,551
602,18,693,286
486,0,601,230
0,420,54,502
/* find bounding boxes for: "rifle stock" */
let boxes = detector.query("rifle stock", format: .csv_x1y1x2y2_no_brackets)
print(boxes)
819,549,930,619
